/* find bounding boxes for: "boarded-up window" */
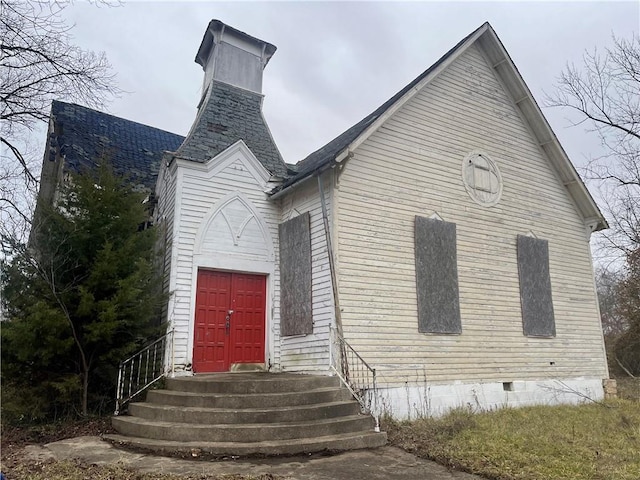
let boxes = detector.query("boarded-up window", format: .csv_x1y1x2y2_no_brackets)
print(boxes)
279,212,312,336
517,235,556,337
415,216,461,334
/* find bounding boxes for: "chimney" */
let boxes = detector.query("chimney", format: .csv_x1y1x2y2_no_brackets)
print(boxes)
195,20,277,98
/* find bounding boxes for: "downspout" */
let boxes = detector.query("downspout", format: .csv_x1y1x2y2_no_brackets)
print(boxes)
272,150,352,369
318,147,352,339
317,173,343,337
317,173,351,386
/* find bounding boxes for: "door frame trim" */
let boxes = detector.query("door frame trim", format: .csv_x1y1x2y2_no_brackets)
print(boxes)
188,257,274,372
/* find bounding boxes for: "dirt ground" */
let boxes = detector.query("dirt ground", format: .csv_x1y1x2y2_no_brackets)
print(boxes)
1,419,482,480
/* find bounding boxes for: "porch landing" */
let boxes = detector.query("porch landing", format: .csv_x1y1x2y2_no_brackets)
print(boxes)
106,372,386,456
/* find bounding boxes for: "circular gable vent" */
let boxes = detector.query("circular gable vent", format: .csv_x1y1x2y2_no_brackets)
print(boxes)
461,151,503,207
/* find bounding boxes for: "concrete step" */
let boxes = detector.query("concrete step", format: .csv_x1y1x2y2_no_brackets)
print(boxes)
112,414,375,443
129,400,360,424
165,373,339,394
113,373,386,456
104,430,388,457
145,386,353,408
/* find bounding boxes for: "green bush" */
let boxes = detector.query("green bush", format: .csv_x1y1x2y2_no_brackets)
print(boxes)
1,164,165,422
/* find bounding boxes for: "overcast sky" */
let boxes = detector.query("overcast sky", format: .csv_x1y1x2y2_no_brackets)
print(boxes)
58,0,638,171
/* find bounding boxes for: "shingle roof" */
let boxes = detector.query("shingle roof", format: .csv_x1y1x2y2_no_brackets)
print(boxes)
176,81,289,178
50,100,185,192
276,23,487,191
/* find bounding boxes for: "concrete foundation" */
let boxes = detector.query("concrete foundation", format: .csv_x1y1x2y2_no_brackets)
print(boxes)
373,377,605,419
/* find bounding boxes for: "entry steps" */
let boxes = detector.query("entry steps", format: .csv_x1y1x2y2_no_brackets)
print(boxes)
106,372,386,456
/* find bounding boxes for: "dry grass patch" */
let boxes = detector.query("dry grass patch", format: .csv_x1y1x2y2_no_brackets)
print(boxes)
617,378,640,402
1,419,285,480
3,459,281,480
386,399,640,480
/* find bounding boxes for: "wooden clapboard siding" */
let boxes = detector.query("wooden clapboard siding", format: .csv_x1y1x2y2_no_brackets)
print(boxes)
335,43,607,387
278,171,333,372
170,147,281,369
154,158,178,322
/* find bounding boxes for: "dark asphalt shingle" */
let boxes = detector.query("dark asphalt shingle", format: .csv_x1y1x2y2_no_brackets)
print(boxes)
50,100,185,192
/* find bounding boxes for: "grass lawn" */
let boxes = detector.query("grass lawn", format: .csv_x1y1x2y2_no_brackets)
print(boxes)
386,398,640,480
3,381,639,479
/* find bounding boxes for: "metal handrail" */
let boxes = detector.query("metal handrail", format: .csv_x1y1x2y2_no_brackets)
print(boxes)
329,326,380,432
115,329,174,415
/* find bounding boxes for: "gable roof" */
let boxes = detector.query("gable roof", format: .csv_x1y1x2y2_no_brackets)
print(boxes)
281,23,485,189
50,100,185,191
274,22,607,232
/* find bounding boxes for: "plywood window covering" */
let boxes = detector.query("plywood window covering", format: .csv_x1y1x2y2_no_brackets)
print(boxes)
279,212,313,336
415,216,461,334
517,235,556,337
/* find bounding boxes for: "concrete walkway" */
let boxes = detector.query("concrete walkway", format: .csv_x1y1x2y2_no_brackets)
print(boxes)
25,436,485,479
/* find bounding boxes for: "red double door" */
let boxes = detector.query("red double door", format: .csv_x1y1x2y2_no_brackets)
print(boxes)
193,270,266,373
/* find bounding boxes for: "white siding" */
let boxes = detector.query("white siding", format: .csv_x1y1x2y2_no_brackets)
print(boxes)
278,171,334,372
336,44,608,387
154,157,178,322
169,143,280,371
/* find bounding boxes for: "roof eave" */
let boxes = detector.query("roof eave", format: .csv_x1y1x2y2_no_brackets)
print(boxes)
195,20,277,69
476,27,607,232
269,161,335,200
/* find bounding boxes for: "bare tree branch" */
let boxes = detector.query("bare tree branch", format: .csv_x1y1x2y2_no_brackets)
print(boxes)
0,0,121,246
546,33,640,258
616,356,636,378
547,34,640,376
0,136,38,185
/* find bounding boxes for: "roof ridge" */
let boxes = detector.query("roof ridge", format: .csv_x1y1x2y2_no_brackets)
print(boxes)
51,100,184,138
